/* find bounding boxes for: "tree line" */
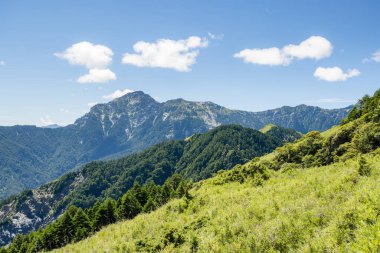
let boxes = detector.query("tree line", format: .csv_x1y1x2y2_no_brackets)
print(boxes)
1,174,191,253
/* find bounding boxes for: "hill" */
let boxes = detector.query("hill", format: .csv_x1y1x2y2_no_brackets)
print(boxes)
0,91,350,199
50,153,380,253
37,89,380,252
0,124,301,246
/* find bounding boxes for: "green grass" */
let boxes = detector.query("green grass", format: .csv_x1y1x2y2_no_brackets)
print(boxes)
259,124,277,133
52,151,380,253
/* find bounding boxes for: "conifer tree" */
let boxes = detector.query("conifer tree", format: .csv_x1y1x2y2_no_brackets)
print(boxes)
118,192,142,219
92,198,116,231
72,208,91,241
143,196,158,213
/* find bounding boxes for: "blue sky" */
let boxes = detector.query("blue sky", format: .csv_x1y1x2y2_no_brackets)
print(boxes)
0,0,379,126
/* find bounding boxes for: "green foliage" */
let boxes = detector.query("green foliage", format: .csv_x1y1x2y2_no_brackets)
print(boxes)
342,89,380,124
117,192,142,219
92,198,116,231
72,208,91,242
254,89,380,174
268,91,380,169
358,156,372,176
1,124,299,246
212,161,270,185
175,124,291,181
50,154,380,253
353,122,380,153
2,175,191,253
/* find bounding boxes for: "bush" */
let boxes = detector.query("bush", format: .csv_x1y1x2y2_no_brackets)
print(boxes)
358,156,372,177
353,123,380,153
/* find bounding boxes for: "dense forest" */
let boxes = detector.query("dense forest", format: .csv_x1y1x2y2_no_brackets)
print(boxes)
1,175,191,252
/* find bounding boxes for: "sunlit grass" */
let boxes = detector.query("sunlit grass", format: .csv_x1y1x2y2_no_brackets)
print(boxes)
52,152,380,252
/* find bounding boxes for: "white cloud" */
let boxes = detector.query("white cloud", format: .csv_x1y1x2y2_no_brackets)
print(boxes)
55,41,116,84
122,36,208,72
314,67,360,82
103,88,134,100
208,32,224,40
77,68,116,83
363,50,380,63
55,41,113,69
39,116,54,126
282,36,332,60
372,51,380,62
0,60,5,66
234,36,332,66
234,47,288,66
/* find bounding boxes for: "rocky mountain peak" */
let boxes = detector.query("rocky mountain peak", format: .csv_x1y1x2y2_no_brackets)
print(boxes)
115,91,159,106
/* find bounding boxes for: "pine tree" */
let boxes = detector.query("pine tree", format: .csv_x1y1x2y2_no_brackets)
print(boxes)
72,208,91,241
175,180,187,198
88,200,101,221
92,198,116,231
143,196,158,213
130,181,147,206
161,183,172,203
56,211,75,245
118,192,142,219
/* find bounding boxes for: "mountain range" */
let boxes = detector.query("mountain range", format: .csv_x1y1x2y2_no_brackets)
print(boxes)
0,91,351,199
17,88,378,253
0,124,301,246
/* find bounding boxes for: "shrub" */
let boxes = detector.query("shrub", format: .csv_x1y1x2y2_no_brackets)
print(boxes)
358,156,372,177
353,123,380,153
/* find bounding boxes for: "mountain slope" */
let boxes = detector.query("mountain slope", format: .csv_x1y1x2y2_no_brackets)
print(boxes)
0,91,350,199
52,154,380,253
0,124,300,246
46,89,380,252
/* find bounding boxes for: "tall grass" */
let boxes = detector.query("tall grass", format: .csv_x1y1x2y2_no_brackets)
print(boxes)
52,151,380,252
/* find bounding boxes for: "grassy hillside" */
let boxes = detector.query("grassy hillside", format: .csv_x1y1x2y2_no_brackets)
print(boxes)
52,152,380,252
48,89,380,252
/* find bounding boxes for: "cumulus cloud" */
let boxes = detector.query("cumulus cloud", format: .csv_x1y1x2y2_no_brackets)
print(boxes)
314,67,360,82
103,88,134,100
55,41,113,69
234,36,332,66
77,68,116,83
55,41,116,83
363,50,380,63
122,36,208,72
234,47,288,66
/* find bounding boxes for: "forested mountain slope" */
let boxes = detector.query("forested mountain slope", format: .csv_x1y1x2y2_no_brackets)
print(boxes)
0,124,300,246
41,89,380,253
0,91,350,199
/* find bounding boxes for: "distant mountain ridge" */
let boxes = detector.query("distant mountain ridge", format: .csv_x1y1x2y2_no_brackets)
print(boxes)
0,91,351,199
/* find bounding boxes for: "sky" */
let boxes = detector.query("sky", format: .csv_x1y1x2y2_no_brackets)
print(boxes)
0,0,379,126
